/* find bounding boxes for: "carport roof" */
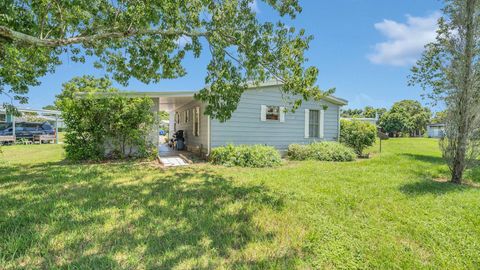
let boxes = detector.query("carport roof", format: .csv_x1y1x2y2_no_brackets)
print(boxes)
78,80,348,109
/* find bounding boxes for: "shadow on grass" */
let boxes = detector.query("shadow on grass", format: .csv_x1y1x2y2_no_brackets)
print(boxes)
399,153,445,165
397,153,478,195
399,180,472,196
0,161,293,269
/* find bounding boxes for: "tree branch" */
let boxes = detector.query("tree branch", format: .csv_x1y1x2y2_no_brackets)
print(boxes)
0,26,209,48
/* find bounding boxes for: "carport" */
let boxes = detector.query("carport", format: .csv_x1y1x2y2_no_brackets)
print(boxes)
0,107,62,144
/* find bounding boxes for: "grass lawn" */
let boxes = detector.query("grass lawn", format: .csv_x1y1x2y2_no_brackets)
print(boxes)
1,139,479,269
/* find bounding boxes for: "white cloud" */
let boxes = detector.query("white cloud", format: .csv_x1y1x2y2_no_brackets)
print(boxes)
368,12,440,66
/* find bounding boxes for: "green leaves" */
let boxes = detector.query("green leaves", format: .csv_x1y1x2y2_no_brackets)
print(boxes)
340,120,376,156
58,76,156,160
378,100,431,136
1,0,328,121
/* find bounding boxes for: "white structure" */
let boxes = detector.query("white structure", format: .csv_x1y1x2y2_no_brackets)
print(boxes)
0,107,62,143
118,81,347,157
427,123,445,138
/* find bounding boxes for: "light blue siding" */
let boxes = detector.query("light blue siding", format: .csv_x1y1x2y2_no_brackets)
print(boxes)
210,85,341,151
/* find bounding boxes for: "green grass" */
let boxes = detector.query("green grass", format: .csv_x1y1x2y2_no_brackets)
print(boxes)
1,138,479,269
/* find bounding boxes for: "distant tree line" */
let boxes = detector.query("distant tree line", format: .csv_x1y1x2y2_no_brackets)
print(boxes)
342,100,446,138
341,106,387,119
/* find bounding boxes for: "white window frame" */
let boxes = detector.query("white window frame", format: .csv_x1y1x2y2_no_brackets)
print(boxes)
305,109,324,139
261,105,285,122
309,109,320,138
193,106,200,137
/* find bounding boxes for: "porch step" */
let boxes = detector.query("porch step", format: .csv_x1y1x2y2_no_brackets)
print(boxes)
158,156,189,167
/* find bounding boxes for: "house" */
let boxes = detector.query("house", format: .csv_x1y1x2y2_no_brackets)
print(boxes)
135,81,348,156
427,123,445,138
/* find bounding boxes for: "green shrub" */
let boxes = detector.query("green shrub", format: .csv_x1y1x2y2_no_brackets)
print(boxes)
210,144,282,167
57,76,157,161
287,142,356,162
340,119,376,156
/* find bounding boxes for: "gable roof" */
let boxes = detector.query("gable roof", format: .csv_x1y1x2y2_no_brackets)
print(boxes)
111,80,348,106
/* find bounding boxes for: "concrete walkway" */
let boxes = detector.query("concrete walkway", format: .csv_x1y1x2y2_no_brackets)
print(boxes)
158,144,190,167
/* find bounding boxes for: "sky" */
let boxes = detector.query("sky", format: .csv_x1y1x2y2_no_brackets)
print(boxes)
3,0,444,111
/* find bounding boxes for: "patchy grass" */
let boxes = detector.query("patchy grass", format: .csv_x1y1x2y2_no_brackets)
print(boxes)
0,138,479,269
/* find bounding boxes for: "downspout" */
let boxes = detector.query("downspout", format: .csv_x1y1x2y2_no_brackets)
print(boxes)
55,115,59,144
12,114,16,141
337,107,341,141
207,115,211,156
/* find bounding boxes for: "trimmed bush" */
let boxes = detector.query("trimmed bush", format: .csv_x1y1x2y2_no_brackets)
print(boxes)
57,76,157,161
340,119,376,156
287,142,356,162
210,144,282,167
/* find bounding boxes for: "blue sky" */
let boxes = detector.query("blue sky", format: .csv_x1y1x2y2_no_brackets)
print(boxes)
5,0,443,111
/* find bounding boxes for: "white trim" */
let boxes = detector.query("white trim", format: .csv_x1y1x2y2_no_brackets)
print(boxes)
12,115,16,139
207,114,211,156
304,109,309,138
279,106,285,122
320,109,325,139
197,107,200,136
260,105,267,121
337,107,341,141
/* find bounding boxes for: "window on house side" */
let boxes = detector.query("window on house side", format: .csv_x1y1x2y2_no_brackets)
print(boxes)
309,110,319,138
266,106,280,121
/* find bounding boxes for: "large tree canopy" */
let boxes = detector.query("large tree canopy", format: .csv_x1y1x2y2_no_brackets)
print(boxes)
379,100,431,137
0,0,330,121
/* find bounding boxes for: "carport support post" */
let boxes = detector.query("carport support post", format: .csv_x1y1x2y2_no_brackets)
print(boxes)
55,115,59,144
12,115,15,143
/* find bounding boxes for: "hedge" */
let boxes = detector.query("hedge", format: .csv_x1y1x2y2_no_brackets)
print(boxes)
209,144,282,167
287,142,356,162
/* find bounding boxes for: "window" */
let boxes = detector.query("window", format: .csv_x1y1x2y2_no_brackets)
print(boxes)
185,110,189,123
193,107,200,137
0,114,5,122
266,106,280,120
309,110,320,138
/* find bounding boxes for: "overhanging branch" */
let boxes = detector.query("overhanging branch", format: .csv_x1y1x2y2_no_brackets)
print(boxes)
0,25,209,48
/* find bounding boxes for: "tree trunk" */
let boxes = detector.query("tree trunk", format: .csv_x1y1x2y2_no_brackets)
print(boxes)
451,128,467,183
450,0,476,184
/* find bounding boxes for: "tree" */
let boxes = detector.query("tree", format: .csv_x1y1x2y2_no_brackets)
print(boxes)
410,0,480,183
340,119,376,157
341,108,363,118
375,107,387,119
57,76,156,160
341,107,386,120
0,0,332,122
158,111,170,122
42,105,57,111
378,100,431,137
363,106,376,118
379,112,406,137
432,110,447,124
